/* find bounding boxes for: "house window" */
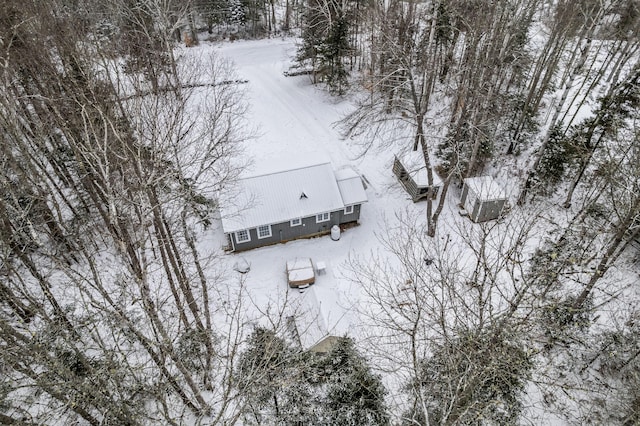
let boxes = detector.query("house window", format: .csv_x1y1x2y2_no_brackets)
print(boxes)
236,229,250,243
316,212,330,223
344,205,354,215
290,218,302,227
257,225,272,239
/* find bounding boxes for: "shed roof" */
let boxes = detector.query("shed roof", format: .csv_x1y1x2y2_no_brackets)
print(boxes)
396,151,442,187
220,162,367,233
463,176,507,201
293,287,330,351
290,284,352,352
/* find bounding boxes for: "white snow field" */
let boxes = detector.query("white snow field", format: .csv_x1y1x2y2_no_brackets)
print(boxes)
186,37,448,347
180,38,637,424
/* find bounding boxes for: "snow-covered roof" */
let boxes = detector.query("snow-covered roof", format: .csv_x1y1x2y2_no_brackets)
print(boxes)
396,151,442,187
463,176,507,201
335,167,368,206
293,288,329,351
290,286,348,351
220,162,367,233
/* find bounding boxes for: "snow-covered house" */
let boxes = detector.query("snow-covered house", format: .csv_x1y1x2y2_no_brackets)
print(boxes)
460,176,508,223
220,162,367,252
393,151,442,202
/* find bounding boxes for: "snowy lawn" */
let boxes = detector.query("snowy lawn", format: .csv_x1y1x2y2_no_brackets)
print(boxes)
183,37,465,344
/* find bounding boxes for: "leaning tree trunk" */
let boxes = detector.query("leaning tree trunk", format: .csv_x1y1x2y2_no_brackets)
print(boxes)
571,198,640,313
518,37,592,205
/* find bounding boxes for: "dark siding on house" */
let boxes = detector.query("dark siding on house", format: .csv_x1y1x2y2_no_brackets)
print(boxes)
332,204,361,226
461,185,469,206
393,157,417,198
471,201,481,222
230,205,362,252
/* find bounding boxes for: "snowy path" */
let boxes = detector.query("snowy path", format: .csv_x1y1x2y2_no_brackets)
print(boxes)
217,38,359,173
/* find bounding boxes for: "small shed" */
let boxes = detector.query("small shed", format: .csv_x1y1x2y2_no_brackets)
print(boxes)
393,151,442,202
461,176,508,223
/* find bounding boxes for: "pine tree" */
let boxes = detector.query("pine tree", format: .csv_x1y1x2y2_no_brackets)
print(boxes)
236,332,388,425
297,0,353,93
317,12,351,94
313,338,389,425
236,328,321,424
230,0,247,25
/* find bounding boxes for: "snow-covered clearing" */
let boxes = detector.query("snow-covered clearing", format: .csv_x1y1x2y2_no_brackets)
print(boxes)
182,37,639,423
183,38,452,342
201,38,433,339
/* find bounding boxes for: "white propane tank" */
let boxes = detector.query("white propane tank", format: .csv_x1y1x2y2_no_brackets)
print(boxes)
331,225,341,241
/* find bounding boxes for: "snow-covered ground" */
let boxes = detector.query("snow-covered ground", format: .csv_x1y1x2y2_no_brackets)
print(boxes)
188,37,550,350
181,38,639,424
185,37,456,346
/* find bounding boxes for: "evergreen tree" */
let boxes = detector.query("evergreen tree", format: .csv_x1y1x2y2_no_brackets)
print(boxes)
194,0,232,32
230,0,247,25
236,332,388,425
319,12,351,95
297,0,353,94
311,338,389,425
236,328,313,424
528,124,579,195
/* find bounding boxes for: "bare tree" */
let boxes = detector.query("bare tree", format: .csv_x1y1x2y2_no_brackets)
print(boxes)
523,120,640,346
515,1,640,204
341,0,535,237
346,207,548,424
0,0,261,423
562,62,640,207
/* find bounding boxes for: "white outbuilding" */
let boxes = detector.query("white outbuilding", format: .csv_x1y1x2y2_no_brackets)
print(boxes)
460,176,508,222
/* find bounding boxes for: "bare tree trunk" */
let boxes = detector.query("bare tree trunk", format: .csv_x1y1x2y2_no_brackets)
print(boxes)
563,63,640,207
572,199,640,312
518,37,592,204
